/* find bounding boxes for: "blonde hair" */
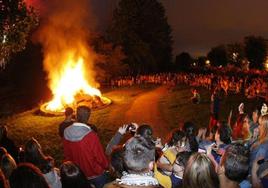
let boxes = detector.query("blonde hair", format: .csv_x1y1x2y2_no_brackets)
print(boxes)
183,153,219,188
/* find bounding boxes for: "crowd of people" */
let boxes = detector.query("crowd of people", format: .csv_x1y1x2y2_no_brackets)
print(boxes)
0,101,267,188
111,73,268,100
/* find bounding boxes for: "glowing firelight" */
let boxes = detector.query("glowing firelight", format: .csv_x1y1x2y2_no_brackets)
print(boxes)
265,62,268,71
45,57,101,112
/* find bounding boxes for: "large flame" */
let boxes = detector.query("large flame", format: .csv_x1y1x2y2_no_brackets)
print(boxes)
33,0,105,113
45,55,101,111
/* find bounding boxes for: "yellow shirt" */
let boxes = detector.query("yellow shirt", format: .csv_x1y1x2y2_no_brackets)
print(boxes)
163,148,176,164
154,164,172,188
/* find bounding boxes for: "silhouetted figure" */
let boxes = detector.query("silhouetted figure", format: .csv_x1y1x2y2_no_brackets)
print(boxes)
0,125,18,162
59,107,75,138
209,88,221,131
24,138,61,188
9,163,50,188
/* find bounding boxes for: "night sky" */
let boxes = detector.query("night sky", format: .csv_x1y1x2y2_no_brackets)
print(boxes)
27,0,268,57
162,0,268,56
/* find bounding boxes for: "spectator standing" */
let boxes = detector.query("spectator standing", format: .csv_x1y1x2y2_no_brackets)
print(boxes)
209,88,221,131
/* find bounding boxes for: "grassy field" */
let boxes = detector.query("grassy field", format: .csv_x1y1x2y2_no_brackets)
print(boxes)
160,85,264,129
0,84,264,166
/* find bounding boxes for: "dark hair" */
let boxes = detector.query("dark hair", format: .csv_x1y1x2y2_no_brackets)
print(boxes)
110,146,125,178
65,107,74,117
176,151,191,167
0,153,17,179
9,163,50,188
218,122,231,144
220,143,249,182
167,129,185,147
0,126,7,141
0,147,7,160
60,161,88,188
0,169,8,188
136,124,153,140
24,138,52,174
183,122,197,137
76,106,91,124
205,125,218,140
252,108,260,116
123,136,155,173
188,136,199,153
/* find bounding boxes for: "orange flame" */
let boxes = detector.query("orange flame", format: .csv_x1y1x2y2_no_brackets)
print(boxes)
45,55,101,111
34,0,103,112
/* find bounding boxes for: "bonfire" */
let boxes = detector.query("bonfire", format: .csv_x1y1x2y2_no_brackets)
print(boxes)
40,55,111,115
34,0,111,115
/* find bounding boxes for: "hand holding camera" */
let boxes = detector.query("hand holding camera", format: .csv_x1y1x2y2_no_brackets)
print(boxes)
126,123,138,132
205,143,216,155
118,123,138,135
118,124,128,135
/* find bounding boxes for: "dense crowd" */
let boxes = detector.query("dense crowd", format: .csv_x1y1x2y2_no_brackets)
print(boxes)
0,99,267,188
111,73,268,100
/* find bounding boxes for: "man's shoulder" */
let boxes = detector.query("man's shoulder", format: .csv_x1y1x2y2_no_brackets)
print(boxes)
59,120,74,127
59,121,74,137
104,181,162,188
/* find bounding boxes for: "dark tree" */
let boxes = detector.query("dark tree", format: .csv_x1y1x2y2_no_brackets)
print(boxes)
107,0,173,75
226,43,245,68
196,56,207,68
175,52,193,71
92,35,127,82
244,36,267,70
0,0,38,68
207,45,228,67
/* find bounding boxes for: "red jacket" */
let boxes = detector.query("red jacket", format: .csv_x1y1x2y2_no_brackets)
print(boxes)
63,123,109,178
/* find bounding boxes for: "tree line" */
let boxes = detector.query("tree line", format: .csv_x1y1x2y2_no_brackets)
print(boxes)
176,36,267,71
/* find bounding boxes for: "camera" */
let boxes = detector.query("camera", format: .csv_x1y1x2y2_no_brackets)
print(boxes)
127,123,136,132
257,159,267,165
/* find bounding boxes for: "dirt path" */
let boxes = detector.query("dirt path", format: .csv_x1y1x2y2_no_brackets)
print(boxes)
124,86,169,138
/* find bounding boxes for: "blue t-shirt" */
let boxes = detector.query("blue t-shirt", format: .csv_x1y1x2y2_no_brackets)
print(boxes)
261,177,268,188
250,140,268,168
212,143,228,164
170,173,183,188
239,180,251,188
